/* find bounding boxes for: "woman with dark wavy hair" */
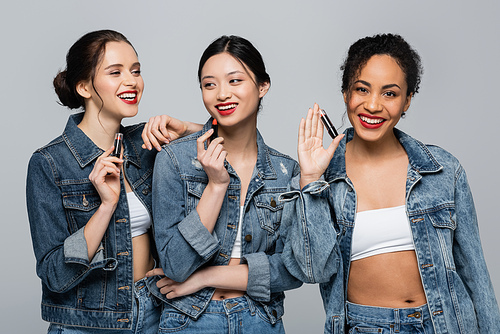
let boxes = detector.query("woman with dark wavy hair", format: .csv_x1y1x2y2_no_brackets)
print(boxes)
281,33,500,333
27,29,197,333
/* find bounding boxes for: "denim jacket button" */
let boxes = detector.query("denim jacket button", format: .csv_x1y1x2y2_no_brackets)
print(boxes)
244,234,252,242
270,198,276,207
142,188,149,195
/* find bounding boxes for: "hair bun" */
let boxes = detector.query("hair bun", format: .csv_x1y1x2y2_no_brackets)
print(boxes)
53,70,83,109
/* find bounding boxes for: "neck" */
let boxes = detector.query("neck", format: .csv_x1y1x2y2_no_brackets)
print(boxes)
218,118,258,163
78,110,121,150
347,130,403,161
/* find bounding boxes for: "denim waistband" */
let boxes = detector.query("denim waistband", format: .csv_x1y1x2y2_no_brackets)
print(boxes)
203,296,254,315
134,275,156,297
346,301,431,325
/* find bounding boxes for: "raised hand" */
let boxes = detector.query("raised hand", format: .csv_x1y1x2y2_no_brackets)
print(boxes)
298,103,344,189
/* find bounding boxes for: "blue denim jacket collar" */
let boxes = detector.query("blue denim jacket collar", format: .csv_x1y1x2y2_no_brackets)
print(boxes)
325,127,443,182
202,118,277,180
63,112,143,169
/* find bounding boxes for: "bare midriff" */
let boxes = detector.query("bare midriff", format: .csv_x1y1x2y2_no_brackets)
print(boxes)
347,250,426,307
132,233,155,282
123,176,154,282
212,258,245,300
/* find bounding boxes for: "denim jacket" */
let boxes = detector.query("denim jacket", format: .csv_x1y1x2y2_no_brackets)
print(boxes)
152,119,302,323
280,128,500,334
26,113,158,329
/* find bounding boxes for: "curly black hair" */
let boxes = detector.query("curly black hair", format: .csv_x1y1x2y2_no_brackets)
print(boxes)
341,33,423,97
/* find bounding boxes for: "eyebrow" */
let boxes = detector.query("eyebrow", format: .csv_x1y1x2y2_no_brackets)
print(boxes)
104,62,141,70
201,70,245,81
354,80,401,90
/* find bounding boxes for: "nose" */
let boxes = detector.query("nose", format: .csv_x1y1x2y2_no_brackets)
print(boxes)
123,72,137,87
217,83,232,101
364,94,382,113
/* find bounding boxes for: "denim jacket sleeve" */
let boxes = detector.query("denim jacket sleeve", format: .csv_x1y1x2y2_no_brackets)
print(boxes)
279,178,340,284
242,232,303,302
240,160,303,302
153,148,220,283
453,166,500,331
26,152,111,293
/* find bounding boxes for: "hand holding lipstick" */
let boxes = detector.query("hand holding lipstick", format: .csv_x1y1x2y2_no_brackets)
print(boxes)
89,145,123,208
197,128,229,187
298,103,344,189
193,128,230,233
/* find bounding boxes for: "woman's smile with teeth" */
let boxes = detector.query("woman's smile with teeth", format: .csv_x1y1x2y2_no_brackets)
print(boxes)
118,92,136,100
360,115,384,124
217,103,237,111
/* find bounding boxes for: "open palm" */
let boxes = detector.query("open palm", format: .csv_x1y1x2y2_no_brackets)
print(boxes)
298,105,344,188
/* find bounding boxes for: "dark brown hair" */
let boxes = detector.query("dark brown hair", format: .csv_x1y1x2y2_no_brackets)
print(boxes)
53,30,135,109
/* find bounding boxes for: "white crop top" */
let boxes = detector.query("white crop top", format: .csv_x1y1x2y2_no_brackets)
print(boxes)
126,192,152,238
230,206,244,258
351,205,414,261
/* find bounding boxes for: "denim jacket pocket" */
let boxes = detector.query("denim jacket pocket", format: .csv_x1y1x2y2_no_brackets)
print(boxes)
62,186,101,233
186,180,207,215
254,193,284,234
427,206,456,270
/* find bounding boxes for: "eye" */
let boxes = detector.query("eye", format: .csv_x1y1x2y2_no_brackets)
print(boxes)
110,71,120,76
355,87,368,94
132,69,141,76
229,78,242,84
203,82,215,89
384,91,396,97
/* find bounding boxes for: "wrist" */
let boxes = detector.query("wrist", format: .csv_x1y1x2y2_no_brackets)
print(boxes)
184,121,203,135
207,180,229,192
98,201,118,215
300,175,321,189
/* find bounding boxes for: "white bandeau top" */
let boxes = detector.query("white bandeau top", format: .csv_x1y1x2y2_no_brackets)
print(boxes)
351,205,414,261
230,206,244,258
126,192,152,238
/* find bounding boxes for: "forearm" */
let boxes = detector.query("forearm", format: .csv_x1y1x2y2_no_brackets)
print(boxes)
196,182,228,233
184,121,204,135
203,265,249,291
83,203,116,260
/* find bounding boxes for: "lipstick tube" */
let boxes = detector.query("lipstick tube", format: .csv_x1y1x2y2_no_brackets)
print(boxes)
210,119,218,142
110,133,123,157
319,109,338,139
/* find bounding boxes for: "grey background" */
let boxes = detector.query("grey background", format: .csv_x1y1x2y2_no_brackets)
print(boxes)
2,1,499,333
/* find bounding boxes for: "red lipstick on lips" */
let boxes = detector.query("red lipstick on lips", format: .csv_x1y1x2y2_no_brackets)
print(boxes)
358,113,385,129
118,90,139,105
216,102,237,116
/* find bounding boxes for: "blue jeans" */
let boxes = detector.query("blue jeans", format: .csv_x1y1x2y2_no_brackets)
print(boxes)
47,277,161,334
346,301,434,334
158,295,285,333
